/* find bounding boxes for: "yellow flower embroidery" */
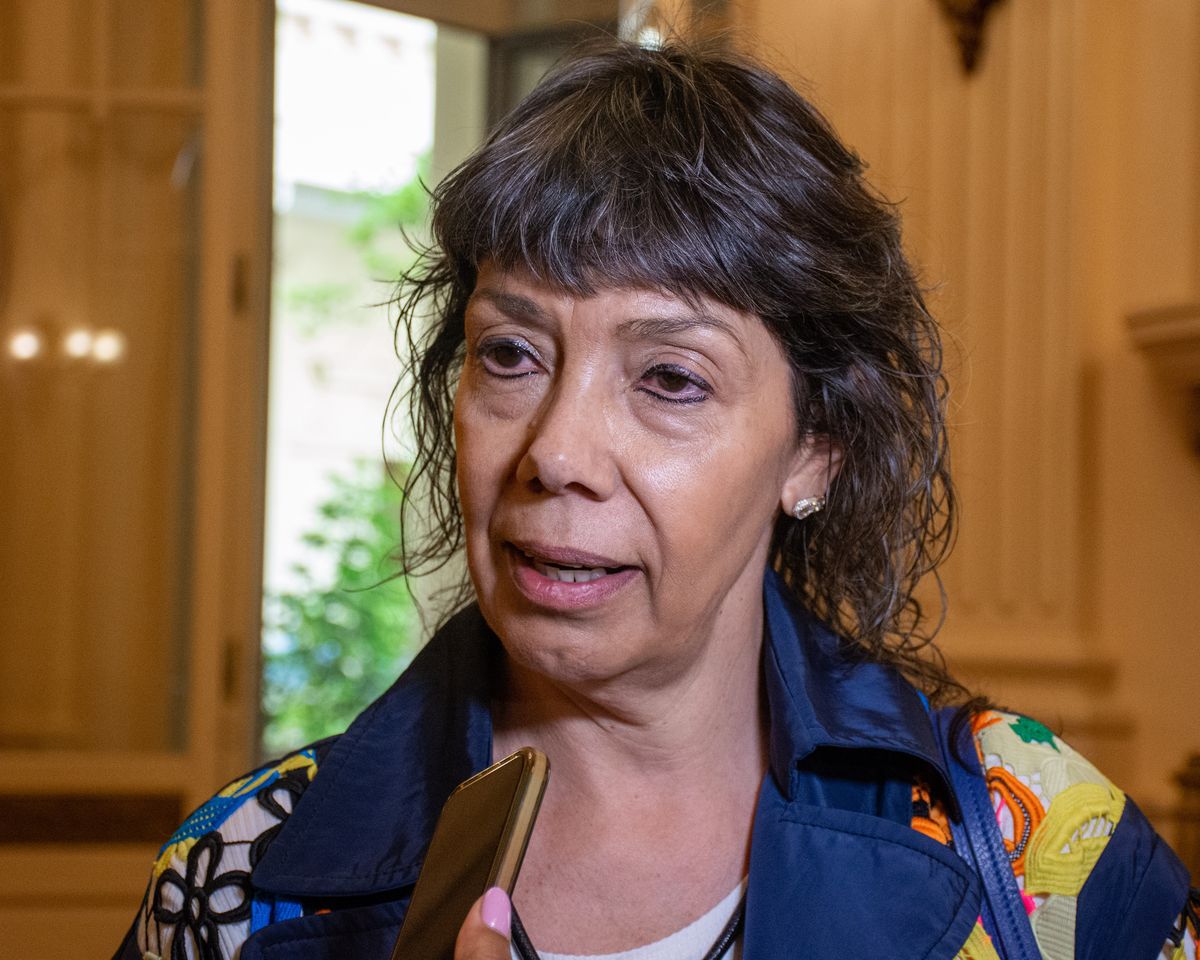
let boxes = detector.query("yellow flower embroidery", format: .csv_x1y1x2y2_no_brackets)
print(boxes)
955,921,1002,960
1024,782,1125,897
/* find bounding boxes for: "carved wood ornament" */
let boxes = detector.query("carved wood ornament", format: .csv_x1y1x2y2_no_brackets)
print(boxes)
936,0,1006,74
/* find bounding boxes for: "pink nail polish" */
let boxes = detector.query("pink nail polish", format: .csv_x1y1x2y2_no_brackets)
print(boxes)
481,886,511,938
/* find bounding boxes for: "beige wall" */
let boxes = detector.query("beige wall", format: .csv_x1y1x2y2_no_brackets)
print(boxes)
740,0,1200,811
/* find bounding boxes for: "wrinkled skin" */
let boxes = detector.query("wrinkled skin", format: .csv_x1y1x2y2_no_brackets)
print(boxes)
455,263,833,699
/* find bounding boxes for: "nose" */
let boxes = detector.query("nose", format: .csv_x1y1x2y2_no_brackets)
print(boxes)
515,377,618,500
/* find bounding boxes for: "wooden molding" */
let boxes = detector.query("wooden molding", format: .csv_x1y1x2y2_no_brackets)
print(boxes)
1127,302,1200,383
367,1,515,35
0,793,182,845
368,1,617,36
1127,303,1200,451
0,845,155,901
949,653,1118,690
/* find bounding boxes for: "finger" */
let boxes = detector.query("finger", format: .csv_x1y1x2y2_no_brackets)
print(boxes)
455,887,512,960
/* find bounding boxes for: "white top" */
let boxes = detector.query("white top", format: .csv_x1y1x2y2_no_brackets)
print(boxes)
512,881,745,960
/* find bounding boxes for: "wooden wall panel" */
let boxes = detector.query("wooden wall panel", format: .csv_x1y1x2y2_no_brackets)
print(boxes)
750,0,1087,649
1095,0,1200,813
0,6,197,752
744,0,1200,806
0,845,153,956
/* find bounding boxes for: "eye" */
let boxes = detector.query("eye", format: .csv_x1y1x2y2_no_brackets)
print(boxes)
477,338,539,378
639,364,711,404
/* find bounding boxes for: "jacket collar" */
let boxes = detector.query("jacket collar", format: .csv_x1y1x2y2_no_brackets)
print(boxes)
760,570,949,796
253,570,949,898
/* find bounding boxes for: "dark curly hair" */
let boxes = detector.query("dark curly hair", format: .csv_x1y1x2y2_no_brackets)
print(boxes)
391,38,965,703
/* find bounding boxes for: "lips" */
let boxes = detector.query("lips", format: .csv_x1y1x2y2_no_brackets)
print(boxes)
508,540,628,570
504,540,639,610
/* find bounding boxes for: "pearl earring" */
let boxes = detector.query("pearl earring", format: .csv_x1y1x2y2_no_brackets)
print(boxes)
791,496,826,520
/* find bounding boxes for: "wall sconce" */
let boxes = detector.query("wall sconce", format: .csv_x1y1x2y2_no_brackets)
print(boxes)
936,0,1005,74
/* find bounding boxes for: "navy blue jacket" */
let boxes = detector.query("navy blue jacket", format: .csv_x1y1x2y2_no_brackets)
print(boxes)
119,572,1192,958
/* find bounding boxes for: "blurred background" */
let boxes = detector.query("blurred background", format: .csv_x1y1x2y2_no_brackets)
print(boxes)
0,0,1198,951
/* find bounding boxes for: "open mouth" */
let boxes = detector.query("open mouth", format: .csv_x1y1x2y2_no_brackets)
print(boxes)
527,557,619,583
504,541,639,609
508,543,632,584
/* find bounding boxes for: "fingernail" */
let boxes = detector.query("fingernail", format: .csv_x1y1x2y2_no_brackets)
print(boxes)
481,886,511,938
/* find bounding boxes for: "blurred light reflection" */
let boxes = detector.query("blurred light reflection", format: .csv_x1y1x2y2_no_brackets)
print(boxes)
64,328,94,358
8,329,43,361
92,329,126,363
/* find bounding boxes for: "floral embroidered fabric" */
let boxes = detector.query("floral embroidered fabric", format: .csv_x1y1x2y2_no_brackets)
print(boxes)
917,711,1199,960
136,749,319,960
131,718,1196,959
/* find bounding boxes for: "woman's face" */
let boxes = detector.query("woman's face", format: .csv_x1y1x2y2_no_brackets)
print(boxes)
455,263,831,689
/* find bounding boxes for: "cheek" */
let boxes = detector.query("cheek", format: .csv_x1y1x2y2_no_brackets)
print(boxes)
623,419,793,578
454,367,538,477
454,401,506,605
639,390,792,493
453,383,534,556
453,392,500,538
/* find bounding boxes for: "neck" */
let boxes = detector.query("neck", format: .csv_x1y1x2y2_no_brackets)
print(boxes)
490,589,770,953
491,599,769,805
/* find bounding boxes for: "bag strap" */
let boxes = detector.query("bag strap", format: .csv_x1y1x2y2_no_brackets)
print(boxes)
931,708,1044,960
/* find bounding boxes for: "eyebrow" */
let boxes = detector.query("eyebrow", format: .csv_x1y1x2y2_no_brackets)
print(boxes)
468,289,552,324
618,312,748,358
468,288,748,356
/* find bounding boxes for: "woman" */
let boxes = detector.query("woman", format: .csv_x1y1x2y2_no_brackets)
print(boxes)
119,39,1196,960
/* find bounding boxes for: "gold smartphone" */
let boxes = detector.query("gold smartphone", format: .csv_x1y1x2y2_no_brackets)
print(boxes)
389,747,549,960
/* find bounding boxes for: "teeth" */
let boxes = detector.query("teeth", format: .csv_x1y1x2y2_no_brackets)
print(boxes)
531,559,609,583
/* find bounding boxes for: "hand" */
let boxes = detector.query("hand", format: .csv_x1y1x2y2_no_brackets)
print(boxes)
455,887,513,960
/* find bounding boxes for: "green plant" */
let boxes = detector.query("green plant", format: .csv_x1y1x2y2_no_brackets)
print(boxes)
280,158,432,338
262,461,419,755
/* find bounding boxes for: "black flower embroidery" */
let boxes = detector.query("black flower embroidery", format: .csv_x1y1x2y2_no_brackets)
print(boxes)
249,766,312,868
152,831,251,960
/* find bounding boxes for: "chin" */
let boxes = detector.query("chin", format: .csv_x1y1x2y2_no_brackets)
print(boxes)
486,604,641,688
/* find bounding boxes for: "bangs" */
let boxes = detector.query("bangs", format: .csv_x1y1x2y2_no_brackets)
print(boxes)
430,44,808,317
454,165,750,310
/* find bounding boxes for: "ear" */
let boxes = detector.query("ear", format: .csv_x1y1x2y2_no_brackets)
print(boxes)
779,435,842,517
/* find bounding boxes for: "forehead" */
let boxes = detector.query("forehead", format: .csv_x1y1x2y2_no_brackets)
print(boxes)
466,263,765,356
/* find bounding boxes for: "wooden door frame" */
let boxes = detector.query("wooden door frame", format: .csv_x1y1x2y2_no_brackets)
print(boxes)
0,1,275,949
